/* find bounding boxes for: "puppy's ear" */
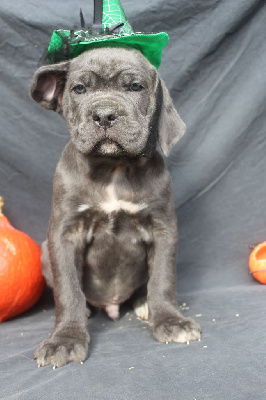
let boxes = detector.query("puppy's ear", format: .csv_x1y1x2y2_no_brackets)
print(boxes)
30,61,69,112
157,78,186,157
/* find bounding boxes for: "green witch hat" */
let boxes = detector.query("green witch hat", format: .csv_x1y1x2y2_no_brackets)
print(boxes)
46,0,169,69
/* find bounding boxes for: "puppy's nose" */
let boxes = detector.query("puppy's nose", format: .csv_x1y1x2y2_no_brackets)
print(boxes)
92,110,118,129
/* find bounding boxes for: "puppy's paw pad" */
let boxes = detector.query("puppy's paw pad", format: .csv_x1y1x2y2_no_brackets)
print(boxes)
153,317,201,344
34,335,89,368
34,341,55,367
134,299,149,320
86,306,91,318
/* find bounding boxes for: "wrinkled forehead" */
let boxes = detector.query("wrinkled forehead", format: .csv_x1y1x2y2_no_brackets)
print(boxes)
68,47,155,82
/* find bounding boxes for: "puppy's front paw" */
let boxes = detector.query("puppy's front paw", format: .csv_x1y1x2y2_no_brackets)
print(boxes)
34,327,90,368
152,315,201,344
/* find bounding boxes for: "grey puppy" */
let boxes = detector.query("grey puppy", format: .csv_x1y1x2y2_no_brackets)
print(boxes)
30,47,201,368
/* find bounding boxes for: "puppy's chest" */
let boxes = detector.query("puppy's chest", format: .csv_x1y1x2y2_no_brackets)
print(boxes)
98,182,147,214
76,172,151,242
79,170,148,216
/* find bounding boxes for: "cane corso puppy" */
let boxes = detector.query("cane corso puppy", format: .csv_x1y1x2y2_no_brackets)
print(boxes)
30,47,201,368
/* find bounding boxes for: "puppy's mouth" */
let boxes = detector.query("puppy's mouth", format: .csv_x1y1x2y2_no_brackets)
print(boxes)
94,138,124,156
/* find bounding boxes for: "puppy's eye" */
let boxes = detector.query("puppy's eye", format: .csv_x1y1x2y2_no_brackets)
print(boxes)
129,83,143,92
73,85,86,94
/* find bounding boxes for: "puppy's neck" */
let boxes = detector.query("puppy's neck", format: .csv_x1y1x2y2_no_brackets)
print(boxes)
88,154,148,168
87,153,151,185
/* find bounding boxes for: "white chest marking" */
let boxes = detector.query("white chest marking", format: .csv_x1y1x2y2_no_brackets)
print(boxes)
100,184,147,214
77,204,91,212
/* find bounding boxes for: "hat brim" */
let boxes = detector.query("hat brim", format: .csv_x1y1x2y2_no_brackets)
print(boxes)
47,30,169,69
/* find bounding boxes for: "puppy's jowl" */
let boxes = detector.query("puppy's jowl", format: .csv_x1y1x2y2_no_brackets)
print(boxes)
31,47,201,368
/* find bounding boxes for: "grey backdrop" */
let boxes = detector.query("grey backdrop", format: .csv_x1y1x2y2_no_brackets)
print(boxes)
1,0,266,399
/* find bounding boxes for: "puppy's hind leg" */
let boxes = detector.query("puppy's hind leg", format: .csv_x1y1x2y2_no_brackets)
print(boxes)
133,286,149,321
41,239,54,288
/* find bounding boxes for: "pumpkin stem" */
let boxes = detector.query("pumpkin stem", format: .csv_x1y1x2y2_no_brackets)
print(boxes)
0,196,4,216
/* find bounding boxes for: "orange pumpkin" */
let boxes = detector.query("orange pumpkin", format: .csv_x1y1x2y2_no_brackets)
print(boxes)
0,196,45,322
249,241,266,284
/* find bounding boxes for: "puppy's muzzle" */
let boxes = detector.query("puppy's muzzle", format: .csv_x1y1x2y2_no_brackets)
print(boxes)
92,100,120,129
